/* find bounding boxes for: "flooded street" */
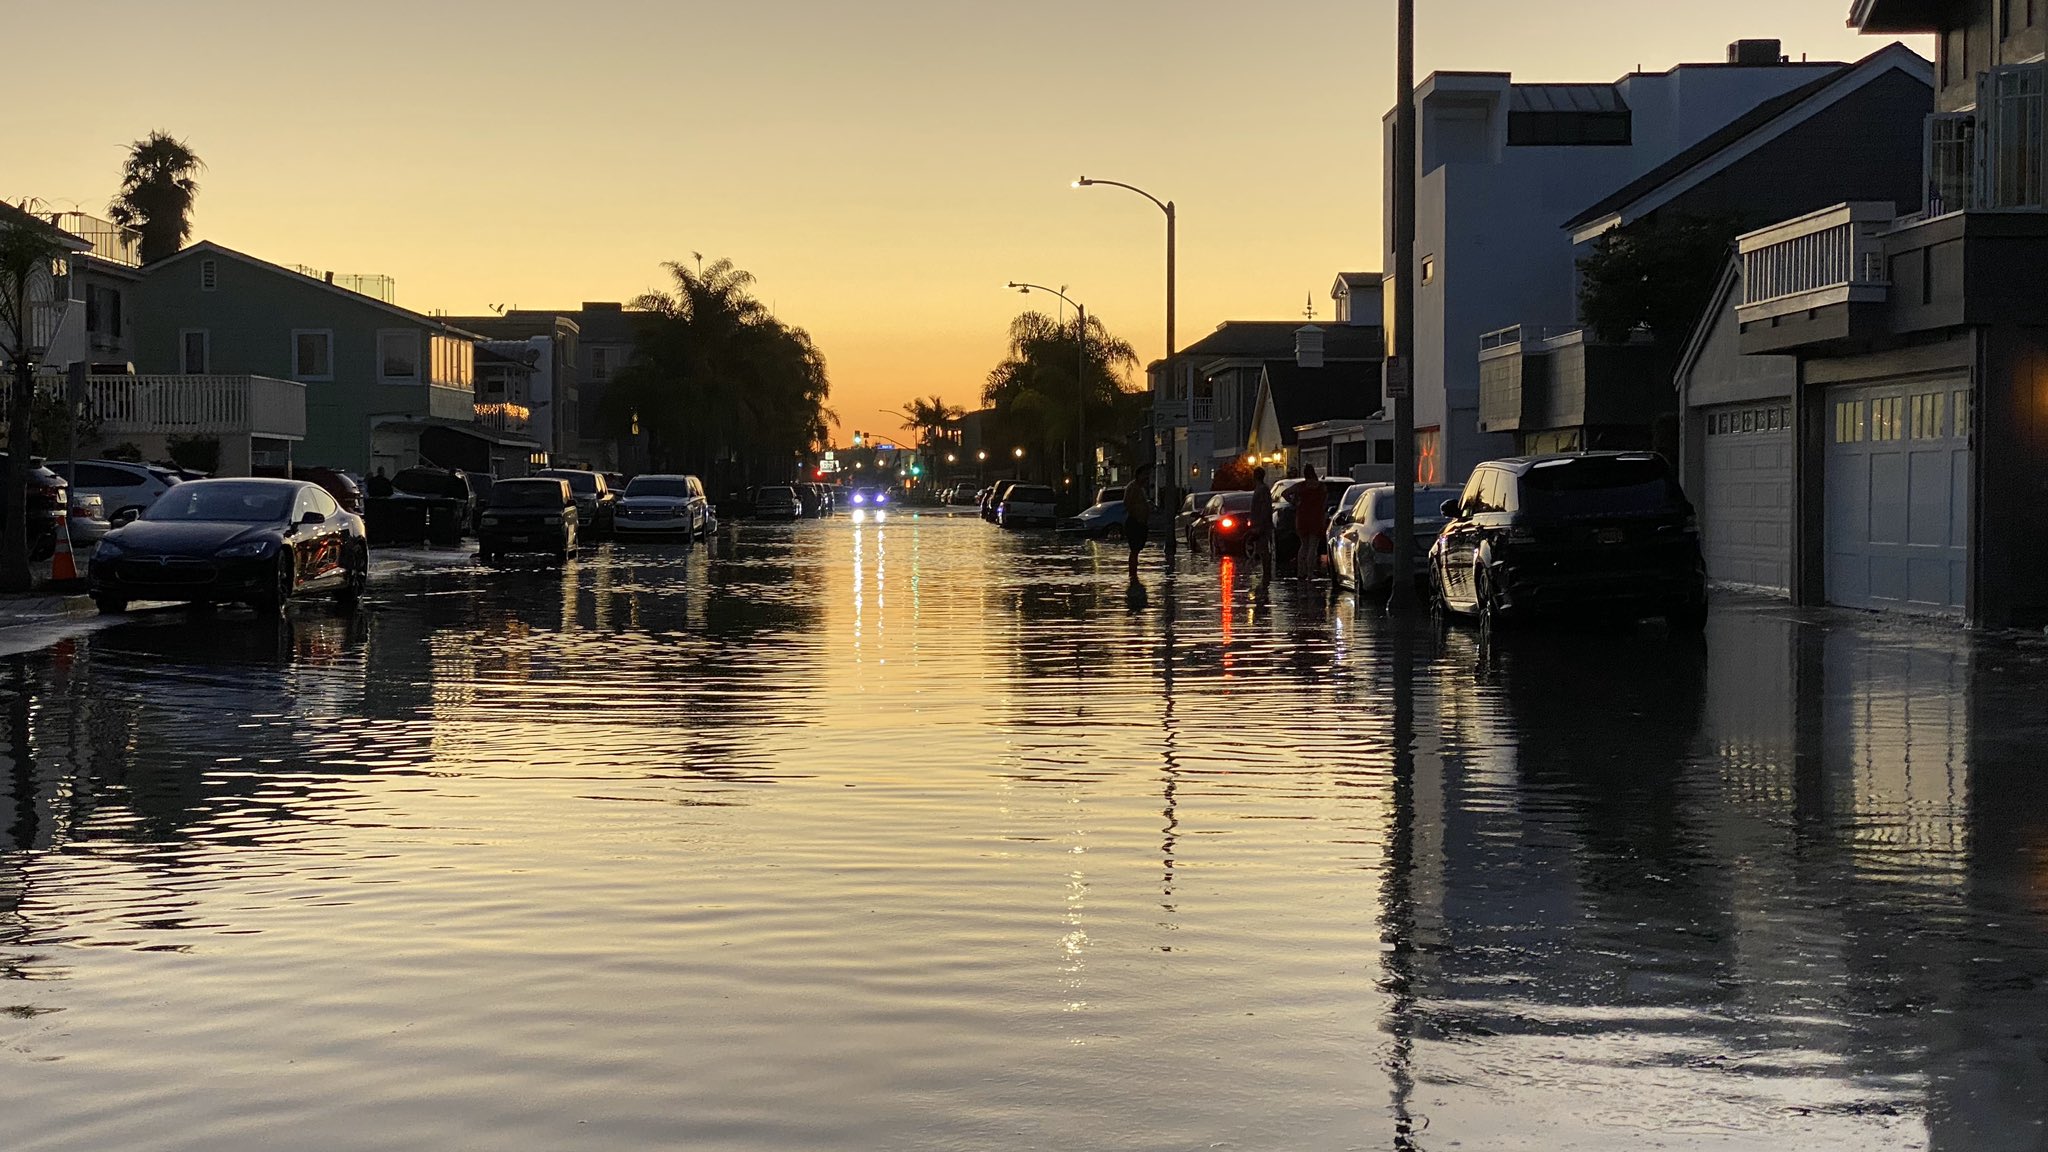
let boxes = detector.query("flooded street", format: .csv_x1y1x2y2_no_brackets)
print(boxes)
4,512,2046,1151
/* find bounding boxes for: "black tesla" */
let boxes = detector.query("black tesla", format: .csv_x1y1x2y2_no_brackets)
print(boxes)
88,478,370,615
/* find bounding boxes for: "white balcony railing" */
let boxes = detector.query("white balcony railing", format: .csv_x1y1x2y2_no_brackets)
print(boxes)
83,375,306,439
1737,202,1896,323
47,212,141,267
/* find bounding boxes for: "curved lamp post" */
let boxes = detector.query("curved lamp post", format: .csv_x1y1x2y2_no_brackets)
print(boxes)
1005,281,1089,495
1076,176,1175,557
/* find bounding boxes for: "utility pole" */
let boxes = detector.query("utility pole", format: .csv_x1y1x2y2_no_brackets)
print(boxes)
1387,0,1420,613
1162,201,1177,563
1076,302,1088,501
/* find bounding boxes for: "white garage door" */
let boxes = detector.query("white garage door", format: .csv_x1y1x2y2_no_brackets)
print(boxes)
1824,382,1971,615
1701,402,1793,592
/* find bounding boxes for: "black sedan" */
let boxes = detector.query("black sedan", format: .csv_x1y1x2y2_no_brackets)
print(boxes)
88,478,369,615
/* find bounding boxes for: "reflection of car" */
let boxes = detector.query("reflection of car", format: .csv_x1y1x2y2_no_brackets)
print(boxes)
1198,491,1257,557
88,478,368,615
1330,484,1461,593
1059,498,1126,540
479,478,579,562
1431,452,1707,629
615,474,710,537
53,459,180,524
996,484,1058,529
755,485,803,520
535,469,617,535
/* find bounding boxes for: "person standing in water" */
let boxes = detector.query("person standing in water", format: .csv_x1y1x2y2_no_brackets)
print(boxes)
1123,464,1154,583
1294,464,1329,581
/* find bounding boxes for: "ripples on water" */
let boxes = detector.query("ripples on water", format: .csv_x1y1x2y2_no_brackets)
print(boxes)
2,515,2045,1151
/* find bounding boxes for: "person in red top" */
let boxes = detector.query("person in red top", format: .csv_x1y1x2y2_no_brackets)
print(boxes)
1293,464,1329,581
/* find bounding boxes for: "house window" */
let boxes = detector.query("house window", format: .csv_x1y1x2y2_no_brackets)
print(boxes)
201,259,218,291
380,330,422,379
1910,391,1947,439
1871,395,1906,441
292,330,333,380
180,329,210,375
1983,64,2046,209
590,346,614,382
84,285,123,338
1954,389,1973,439
1420,256,1436,286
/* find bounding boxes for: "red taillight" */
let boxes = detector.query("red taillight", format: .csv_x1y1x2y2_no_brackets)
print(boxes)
1370,531,1394,554
1220,517,1236,530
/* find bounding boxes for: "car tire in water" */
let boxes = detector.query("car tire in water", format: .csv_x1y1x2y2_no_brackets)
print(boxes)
253,556,293,616
337,550,368,611
1104,524,1124,542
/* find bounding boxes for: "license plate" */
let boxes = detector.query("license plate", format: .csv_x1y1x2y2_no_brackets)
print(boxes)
1598,527,1625,544
508,536,530,544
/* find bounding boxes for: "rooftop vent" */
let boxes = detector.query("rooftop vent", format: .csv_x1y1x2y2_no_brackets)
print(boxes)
1728,39,1786,66
1295,325,1325,369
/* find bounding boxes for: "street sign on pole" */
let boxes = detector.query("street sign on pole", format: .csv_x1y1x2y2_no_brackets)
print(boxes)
1384,356,1411,401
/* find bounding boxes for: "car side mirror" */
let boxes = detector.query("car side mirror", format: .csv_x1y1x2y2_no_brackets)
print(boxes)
111,509,139,527
1440,499,1461,518
300,510,325,525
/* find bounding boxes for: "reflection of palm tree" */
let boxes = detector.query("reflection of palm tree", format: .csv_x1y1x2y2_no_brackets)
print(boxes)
109,132,205,265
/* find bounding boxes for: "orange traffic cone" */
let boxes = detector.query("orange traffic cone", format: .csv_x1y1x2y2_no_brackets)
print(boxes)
50,510,80,584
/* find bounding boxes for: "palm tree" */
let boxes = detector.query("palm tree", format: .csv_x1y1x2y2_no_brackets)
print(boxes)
604,257,832,488
982,310,1140,481
109,132,205,265
897,395,965,448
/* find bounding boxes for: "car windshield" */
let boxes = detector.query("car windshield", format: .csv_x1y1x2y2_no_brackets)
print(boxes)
1182,492,1215,513
1370,487,1459,521
142,482,291,523
1519,457,1681,517
493,482,564,509
543,472,598,494
626,478,693,498
1209,492,1254,513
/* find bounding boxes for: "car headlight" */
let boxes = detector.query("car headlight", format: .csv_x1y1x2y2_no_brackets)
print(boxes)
92,539,123,560
218,540,277,559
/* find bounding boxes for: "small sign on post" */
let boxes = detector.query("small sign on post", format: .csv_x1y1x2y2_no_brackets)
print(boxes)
1384,356,1412,401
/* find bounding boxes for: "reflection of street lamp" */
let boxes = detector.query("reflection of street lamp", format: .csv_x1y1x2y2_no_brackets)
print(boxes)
1005,281,1089,495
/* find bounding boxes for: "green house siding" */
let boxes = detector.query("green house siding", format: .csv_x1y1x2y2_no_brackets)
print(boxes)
134,249,474,471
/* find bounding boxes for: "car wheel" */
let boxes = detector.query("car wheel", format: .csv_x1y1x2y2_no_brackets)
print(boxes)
255,556,294,616
1476,564,1509,631
337,552,368,610
94,595,127,616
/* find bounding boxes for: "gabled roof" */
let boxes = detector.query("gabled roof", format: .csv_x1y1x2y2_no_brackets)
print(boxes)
1333,271,1377,289
1672,255,1742,391
1564,42,1932,239
1180,320,1381,363
146,240,480,335
1258,360,1383,444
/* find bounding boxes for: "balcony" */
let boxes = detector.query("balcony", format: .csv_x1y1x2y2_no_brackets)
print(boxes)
474,401,533,436
1477,326,1669,436
83,375,306,440
47,212,141,267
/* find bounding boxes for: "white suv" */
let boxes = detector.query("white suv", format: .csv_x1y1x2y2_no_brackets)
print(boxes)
55,459,181,523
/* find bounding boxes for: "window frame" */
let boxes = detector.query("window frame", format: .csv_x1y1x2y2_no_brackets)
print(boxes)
291,328,335,382
179,328,210,375
378,328,423,382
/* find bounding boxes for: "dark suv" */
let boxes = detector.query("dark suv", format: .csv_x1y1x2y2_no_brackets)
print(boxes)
1430,452,1707,630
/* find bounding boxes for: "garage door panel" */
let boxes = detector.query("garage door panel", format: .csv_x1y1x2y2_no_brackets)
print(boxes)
1702,403,1792,593
1824,382,1969,615
1868,452,1907,544
1907,449,1951,547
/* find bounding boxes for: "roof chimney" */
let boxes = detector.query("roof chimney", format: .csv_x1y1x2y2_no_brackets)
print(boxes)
1727,39,1785,66
1295,325,1325,369
324,271,335,284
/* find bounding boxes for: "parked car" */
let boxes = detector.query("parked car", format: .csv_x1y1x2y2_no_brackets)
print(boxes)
950,487,980,507
1430,452,1708,630
0,455,73,560
66,491,111,546
294,466,363,514
981,481,1018,522
615,474,711,537
535,469,617,536
794,483,826,518
1059,497,1127,540
478,478,579,562
755,485,803,520
1198,491,1258,557
602,472,629,495
1330,484,1462,593
391,467,480,536
1176,490,1220,549
1271,476,1355,568
88,478,368,615
52,459,178,525
997,483,1058,529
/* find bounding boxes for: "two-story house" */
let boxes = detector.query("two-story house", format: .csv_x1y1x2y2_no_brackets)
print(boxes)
1721,0,2048,629
132,241,493,476
1385,40,1848,486
442,312,581,465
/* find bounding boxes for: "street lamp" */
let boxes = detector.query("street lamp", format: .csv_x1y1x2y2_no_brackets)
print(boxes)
1077,176,1176,560
1012,446,1025,480
1388,0,1420,612
1005,282,1090,496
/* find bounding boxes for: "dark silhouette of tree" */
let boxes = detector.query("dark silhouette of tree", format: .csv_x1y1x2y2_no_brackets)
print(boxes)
897,395,964,448
109,132,205,265
981,310,1141,479
604,257,832,486
0,212,73,591
1577,215,1743,346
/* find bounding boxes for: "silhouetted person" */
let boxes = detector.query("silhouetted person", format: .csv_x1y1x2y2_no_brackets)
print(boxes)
1123,464,1154,582
368,468,393,499
1249,467,1275,591
1295,464,1328,581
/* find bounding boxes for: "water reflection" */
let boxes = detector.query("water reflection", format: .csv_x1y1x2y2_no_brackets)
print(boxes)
0,525,2042,1150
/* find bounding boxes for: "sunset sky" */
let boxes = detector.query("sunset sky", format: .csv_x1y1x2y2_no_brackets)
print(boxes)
11,1,1914,442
